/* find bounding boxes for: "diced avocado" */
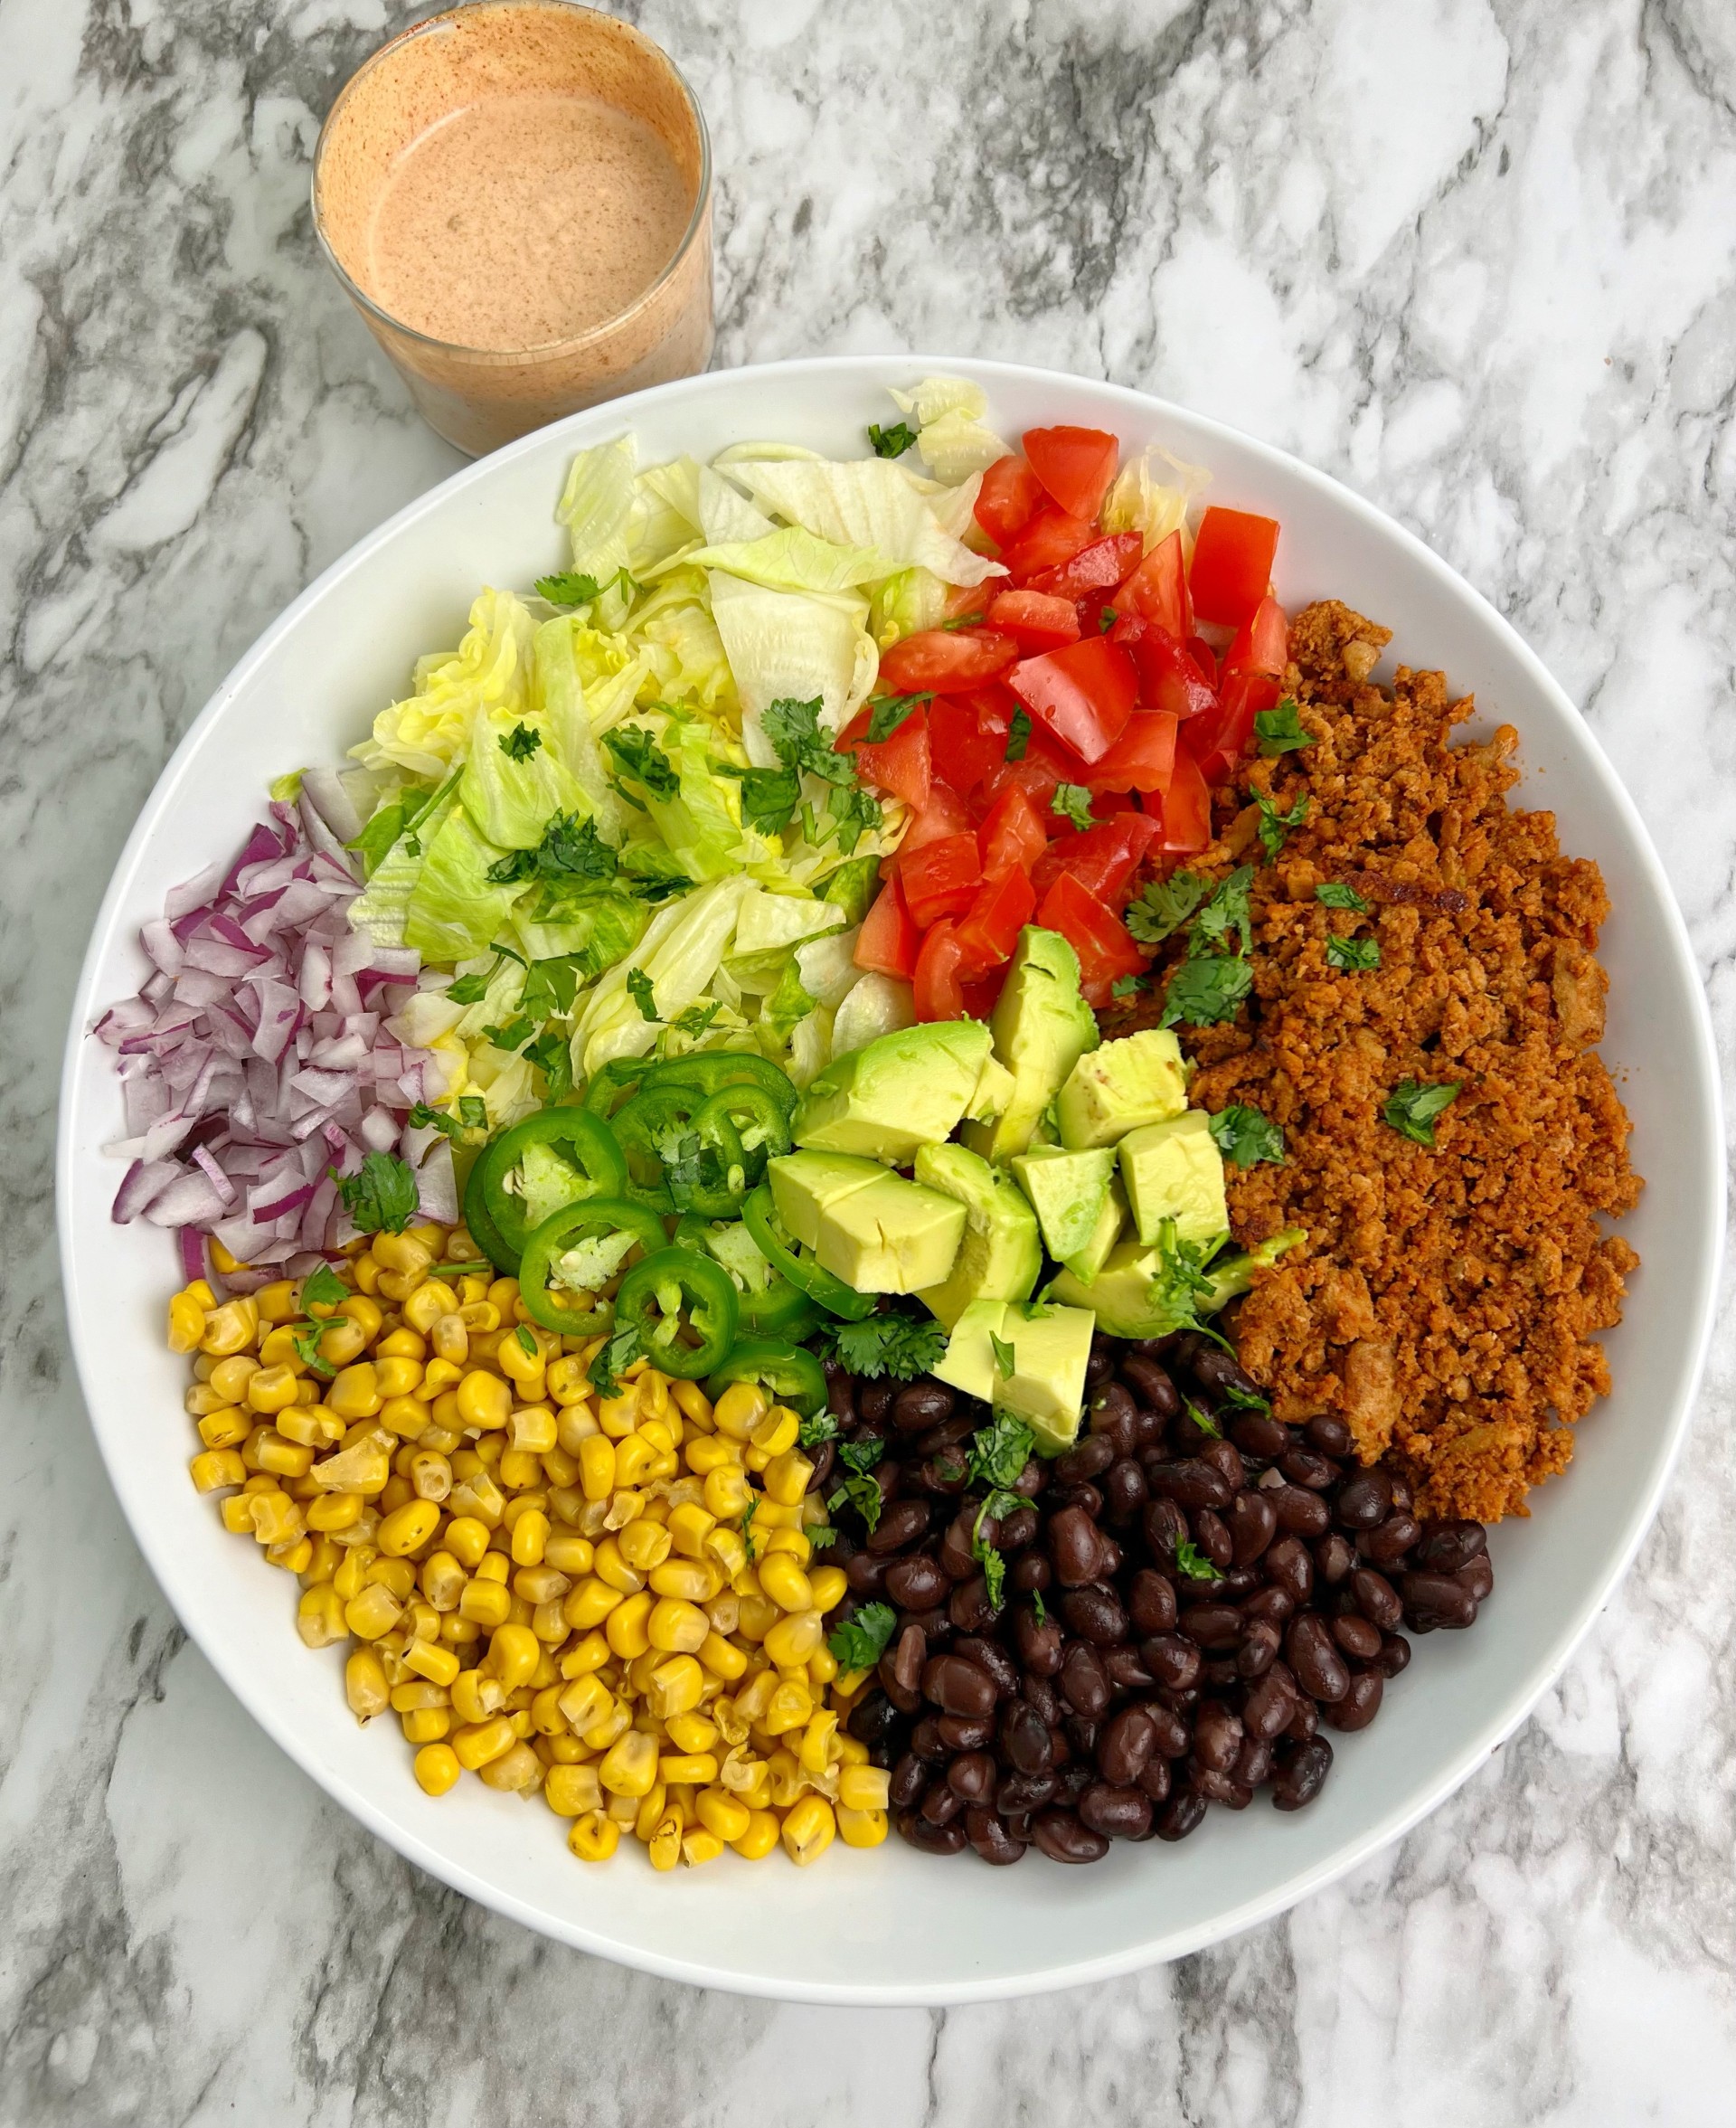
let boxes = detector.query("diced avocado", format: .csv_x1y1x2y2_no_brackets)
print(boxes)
931,1298,1095,1453
813,1168,967,1293
1201,1226,1306,1311
968,1050,1016,1124
1045,1236,1185,1338
767,1150,887,1250
964,927,1098,1162
1056,1028,1189,1149
1011,1143,1116,1262
911,1142,1043,1331
1119,1109,1229,1246
794,1019,997,1160
1061,1174,1128,1284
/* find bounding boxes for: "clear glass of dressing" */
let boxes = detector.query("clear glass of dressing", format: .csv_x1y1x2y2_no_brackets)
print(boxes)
312,0,712,456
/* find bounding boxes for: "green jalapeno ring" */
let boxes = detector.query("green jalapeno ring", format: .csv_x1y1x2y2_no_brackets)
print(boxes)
671,1213,825,1341
613,1245,740,1379
644,1052,798,1117
705,1337,828,1418
478,1108,629,1263
612,1084,749,1219
463,1154,521,1275
690,1084,792,1181
516,1196,669,1337
741,1185,877,1323
582,1057,651,1118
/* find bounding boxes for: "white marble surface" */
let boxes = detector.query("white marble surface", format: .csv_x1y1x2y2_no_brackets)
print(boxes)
3,0,1734,2118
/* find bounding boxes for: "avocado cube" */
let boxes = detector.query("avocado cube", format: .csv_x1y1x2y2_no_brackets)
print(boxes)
1011,1143,1116,1263
767,1150,888,1250
1056,1028,1188,1149
1119,1109,1229,1246
911,1142,1042,1330
793,1020,998,1161
1045,1237,1175,1338
1061,1174,1128,1284
931,1298,1095,1453
964,927,1098,1162
812,1168,967,1293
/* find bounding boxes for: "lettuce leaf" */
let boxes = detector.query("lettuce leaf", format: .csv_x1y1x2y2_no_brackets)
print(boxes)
573,874,755,1077
459,708,590,848
556,439,637,626
403,805,525,962
888,376,1010,483
354,590,536,780
688,526,888,595
709,573,875,761
832,971,917,1056
1101,443,1212,557
869,566,948,648
530,618,629,843
722,458,1005,589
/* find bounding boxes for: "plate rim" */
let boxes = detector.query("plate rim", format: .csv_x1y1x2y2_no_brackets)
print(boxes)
56,353,1726,2004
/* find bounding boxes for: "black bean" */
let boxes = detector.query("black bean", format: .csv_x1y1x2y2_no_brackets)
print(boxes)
935,1713,994,1751
1333,1470,1392,1529
938,1512,978,1581
1271,1736,1334,1811
1200,1440,1248,1491
1102,1458,1149,1523
1194,1699,1244,1773
877,1655,920,1716
807,1442,836,1490
953,1637,1020,1699
1269,1484,1330,1538
825,1363,856,1422
1089,1384,1139,1455
918,1455,971,1497
1320,1669,1383,1732
1104,1645,1155,1691
1128,1568,1178,1636
1064,1713,1099,1759
858,1380,894,1425
1014,1605,1064,1677
1414,1518,1487,1574
1229,1410,1290,1461
892,1381,953,1433
1156,1789,1208,1841
1305,1414,1353,1457
1264,1535,1314,1605
1202,1656,1241,1690
1190,1766,1253,1809
997,1504,1040,1552
1240,1585,1296,1627
1021,1673,1061,1727
1141,1632,1203,1692
1457,1554,1495,1603
846,1689,899,1748
1055,1434,1116,1484
1178,1603,1242,1651
1282,1694,1319,1745
845,1551,889,1597
1047,1505,1104,1586
1190,1344,1264,1404
1400,1571,1477,1631
1233,1736,1275,1790
866,1499,932,1556
1085,1347,1116,1390
1119,1355,1181,1416
891,1622,927,1696
1280,1447,1337,1490
1080,1783,1152,1840
890,1752,929,1809
1314,1532,1355,1584
1000,1700,1054,1774
909,1717,948,1760
1331,1613,1383,1661
1144,1497,1190,1557
1374,1631,1411,1677
1236,1618,1281,1679
920,1779,965,1826
898,1810,967,1854
1096,1534,1124,1579
1349,1566,1402,1631
1011,1551,1052,1594
1194,1508,1234,1570
1059,1641,1112,1719
1241,1669,1295,1744
1146,1459,1233,1511
947,1750,997,1802
948,1575,998,1634
923,1654,997,1717
914,1412,976,1459
1060,1584,1129,1647
1098,1705,1157,1786
1286,1614,1350,1702
1228,1490,1278,1565
1137,1754,1174,1803
1032,1809,1110,1864
1362,1514,1421,1569
965,1808,1026,1865
1171,1404,1220,1455
882,1553,948,1613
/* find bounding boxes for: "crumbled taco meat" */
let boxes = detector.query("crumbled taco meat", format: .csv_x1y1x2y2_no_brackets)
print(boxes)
1113,601,1641,1522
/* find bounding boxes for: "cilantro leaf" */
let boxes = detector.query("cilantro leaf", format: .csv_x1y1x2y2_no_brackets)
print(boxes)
868,421,918,459
626,968,659,1022
485,810,618,888
1184,1400,1222,1439
514,1324,537,1357
763,696,854,786
458,1095,487,1131
1175,1537,1218,1581
1099,606,1118,631
828,1471,883,1535
1256,790,1309,862
1051,782,1096,831
826,783,882,855
719,761,801,836
827,1601,896,1670
285,1319,337,1378
499,723,542,761
587,1322,640,1401
1159,953,1254,1028
1326,932,1381,972
1111,973,1146,1000
806,1525,842,1550
331,1151,420,1235
1254,698,1315,757
1382,1077,1461,1148
865,692,929,743
839,1437,885,1477
518,955,584,1022
522,1028,573,1102
657,1001,722,1056
1221,1380,1271,1414
299,1263,349,1312
535,568,634,607
1188,865,1255,958
1032,1589,1048,1626
345,802,406,877
797,1410,840,1450
1316,881,1370,913
988,1330,1017,1377
1126,869,1209,946
407,1102,464,1142
480,1015,534,1052
446,969,494,1007
1005,707,1033,762
602,726,681,801
966,1414,1034,1491
1207,1104,1286,1167
826,1310,947,1382
1141,1218,1231,1344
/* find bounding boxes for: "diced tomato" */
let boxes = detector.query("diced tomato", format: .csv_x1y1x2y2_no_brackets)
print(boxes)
1031,812,1160,913
1026,533,1146,606
1182,669,1280,785
900,830,983,928
1109,614,1218,723
1035,874,1147,1007
913,920,970,1022
1156,747,1213,856
1023,426,1119,523
1116,530,1192,640
854,875,920,980
1006,636,1138,765
1189,506,1280,627
956,865,1036,974
977,752,1065,829
1001,507,1098,587
924,689,1012,799
1089,708,1178,795
974,454,1045,546
900,780,974,855
1187,635,1219,686
943,581,990,622
836,702,931,810
1222,593,1288,681
977,785,1050,878
879,628,1017,695
985,589,1081,655
960,970,1008,1020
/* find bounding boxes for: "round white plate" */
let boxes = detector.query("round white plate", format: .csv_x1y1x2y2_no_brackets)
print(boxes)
58,356,1723,2004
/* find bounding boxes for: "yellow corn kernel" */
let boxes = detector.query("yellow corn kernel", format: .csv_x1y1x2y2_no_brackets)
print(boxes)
838,1761,892,1811
545,1355,590,1406
255,1432,316,1480
807,1647,839,1690
505,1401,555,1455
749,1405,800,1459
486,1622,541,1691
665,1711,718,1755
763,1608,825,1669
557,1674,614,1735
529,1683,568,1735
303,1533,342,1581
401,1638,459,1688
735,1594,779,1644
658,1752,718,1788
757,1552,813,1614
207,1355,259,1404
372,1230,432,1280
398,1706,448,1747
454,1369,511,1433
644,1654,704,1721
684,1435,739,1478
408,1451,451,1505
544,1763,603,1818
248,1279,294,1326
344,1584,403,1641
677,1826,722,1868
373,1355,423,1401
310,1433,391,1495
403,1279,458,1335
243,1366,300,1418
604,1591,653,1660
543,1531,593,1576
249,1489,305,1545
476,1739,543,1793
166,1291,208,1353
665,1501,716,1559
562,1576,623,1631
441,1516,490,1570
617,1518,672,1574
646,1805,683,1871
508,1509,549,1567
296,1583,346,1648
575,1433,618,1504
381,1334,429,1369
195,1407,250,1452
730,1809,780,1860
344,1646,390,1722
420,1549,467,1610
351,1254,381,1296
189,1448,246,1494
368,1555,416,1600
569,1810,619,1861
690,1786,747,1843
837,1803,889,1848
451,1715,516,1770
413,1742,461,1797
704,1591,741,1637
429,1313,468,1367
647,1560,720,1608
702,1467,750,1521
321,1363,381,1423
798,1712,840,1782
592,1535,644,1595
617,1434,665,1492
807,1565,849,1613
494,1328,542,1386
198,1298,259,1357
303,1490,362,1534
598,1726,659,1798
311,1318,368,1371
276,1404,343,1450
376,1499,439,1558
414,1357,462,1405
645,1596,709,1656
761,1678,814,1737
331,1544,376,1601
375,1395,428,1444
450,1669,505,1725
457,1577,510,1630
750,1497,798,1530
761,1446,816,1508
697,1631,748,1682
835,1734,870,1768
712,1382,768,1442
779,1792,835,1867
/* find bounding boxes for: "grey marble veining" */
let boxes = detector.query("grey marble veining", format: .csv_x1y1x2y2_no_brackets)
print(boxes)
3,0,1734,2121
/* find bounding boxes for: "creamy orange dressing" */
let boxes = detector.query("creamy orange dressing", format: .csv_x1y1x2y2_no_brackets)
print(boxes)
366,90,693,351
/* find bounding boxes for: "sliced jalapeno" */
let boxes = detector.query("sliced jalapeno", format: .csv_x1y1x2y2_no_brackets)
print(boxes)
516,1196,668,1337
612,1083,749,1218
477,1108,629,1263
645,1052,798,1117
705,1338,828,1418
582,1056,651,1118
692,1084,791,1183
463,1152,520,1274
613,1245,740,1378
741,1184,877,1322
672,1213,824,1341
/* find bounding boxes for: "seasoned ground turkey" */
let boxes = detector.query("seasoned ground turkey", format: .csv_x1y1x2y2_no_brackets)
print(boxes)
1110,600,1641,1522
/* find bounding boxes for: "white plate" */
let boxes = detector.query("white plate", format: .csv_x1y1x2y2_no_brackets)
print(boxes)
58,357,1723,2004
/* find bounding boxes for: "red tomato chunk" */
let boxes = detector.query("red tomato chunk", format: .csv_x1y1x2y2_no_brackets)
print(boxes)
837,703,931,811
1116,530,1193,641
1001,507,1098,587
929,690,1012,796
974,454,1044,545
1022,426,1119,523
956,865,1036,973
986,590,1080,654
854,875,920,980
1031,812,1158,913
879,629,1016,695
1006,637,1138,764
1035,874,1146,1007
900,831,983,929
1189,506,1279,628
1085,709,1178,796
913,921,969,1021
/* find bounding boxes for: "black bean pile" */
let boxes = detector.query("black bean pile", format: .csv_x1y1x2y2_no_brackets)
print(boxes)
815,1330,1494,1865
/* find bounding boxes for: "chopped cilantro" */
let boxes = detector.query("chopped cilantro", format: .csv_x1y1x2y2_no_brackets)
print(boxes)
826,1310,947,1381
499,723,542,761
988,1330,1017,1377
1099,606,1118,631
534,568,634,607
480,1015,534,1052
514,1324,537,1357
763,696,854,787
1005,707,1033,762
797,1410,840,1451
827,1601,896,1670
1125,869,1210,946
1254,698,1316,757
865,692,929,743
826,783,882,854
602,726,681,801
285,1320,337,1378
838,1438,884,1477
1159,953,1253,1029
485,811,618,888
586,1322,640,1402
1175,1537,1218,1581
1111,973,1146,1000
1326,933,1381,972
1051,782,1096,831
1316,881,1370,913
1188,865,1255,958
521,1030,573,1102
1031,1589,1048,1626
407,1101,465,1143
331,1151,420,1235
1382,1077,1461,1148
1184,1401,1222,1439
868,421,918,459
966,1414,1035,1491
1255,789,1309,862
719,761,801,836
458,1095,487,1131
298,1263,349,1312
1221,1380,1272,1414
626,968,659,1022
827,1471,883,1535
1207,1104,1286,1167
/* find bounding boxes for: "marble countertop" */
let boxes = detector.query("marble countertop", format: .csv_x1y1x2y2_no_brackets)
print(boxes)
4,0,1734,2119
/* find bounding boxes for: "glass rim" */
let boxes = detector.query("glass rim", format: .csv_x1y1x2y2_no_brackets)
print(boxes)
310,0,713,364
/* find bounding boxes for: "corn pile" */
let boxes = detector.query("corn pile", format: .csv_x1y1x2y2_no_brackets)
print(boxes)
170,1221,891,1868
